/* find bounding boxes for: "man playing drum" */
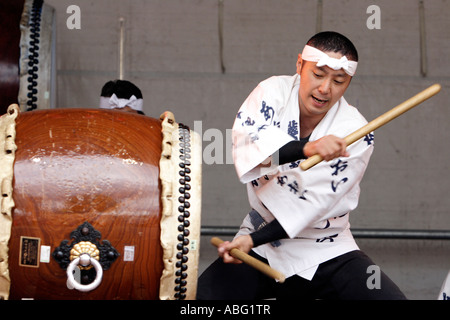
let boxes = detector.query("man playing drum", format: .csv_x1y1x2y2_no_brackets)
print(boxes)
197,31,406,300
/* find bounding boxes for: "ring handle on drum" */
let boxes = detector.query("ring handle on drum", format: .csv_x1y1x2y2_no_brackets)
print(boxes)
66,254,103,292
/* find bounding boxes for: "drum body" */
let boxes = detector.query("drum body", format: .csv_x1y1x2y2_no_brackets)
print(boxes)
1,108,201,300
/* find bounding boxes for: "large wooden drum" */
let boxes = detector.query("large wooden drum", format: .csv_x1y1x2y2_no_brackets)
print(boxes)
0,106,202,300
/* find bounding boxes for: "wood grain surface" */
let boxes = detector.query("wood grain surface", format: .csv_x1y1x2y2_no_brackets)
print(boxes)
8,109,165,299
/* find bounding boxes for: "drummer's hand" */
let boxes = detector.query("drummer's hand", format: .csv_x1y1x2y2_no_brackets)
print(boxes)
218,235,254,264
304,135,349,161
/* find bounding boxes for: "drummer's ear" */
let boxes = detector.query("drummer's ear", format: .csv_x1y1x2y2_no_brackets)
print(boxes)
296,54,303,75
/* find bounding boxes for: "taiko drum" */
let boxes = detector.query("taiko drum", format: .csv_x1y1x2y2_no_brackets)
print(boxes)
3,108,201,300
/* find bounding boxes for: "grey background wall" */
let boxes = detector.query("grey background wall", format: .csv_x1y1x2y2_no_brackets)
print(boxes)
44,0,449,299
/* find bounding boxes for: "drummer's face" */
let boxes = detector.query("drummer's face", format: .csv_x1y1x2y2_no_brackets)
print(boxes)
296,51,352,120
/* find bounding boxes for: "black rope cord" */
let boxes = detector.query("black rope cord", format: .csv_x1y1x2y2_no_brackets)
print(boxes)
174,123,192,300
26,0,43,111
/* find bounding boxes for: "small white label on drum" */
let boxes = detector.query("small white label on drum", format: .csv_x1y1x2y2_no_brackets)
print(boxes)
190,240,198,251
123,246,135,261
40,245,51,263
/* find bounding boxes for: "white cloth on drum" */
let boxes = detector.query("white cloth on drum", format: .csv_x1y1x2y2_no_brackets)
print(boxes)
99,93,143,111
232,74,373,280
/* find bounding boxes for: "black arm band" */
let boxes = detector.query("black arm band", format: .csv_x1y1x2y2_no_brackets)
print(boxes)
278,136,311,164
250,219,288,247
279,140,307,164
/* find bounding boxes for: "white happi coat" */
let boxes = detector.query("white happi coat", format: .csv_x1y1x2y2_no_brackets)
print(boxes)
232,74,374,280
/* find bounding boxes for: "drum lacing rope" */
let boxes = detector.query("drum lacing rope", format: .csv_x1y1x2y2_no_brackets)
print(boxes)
174,123,192,300
26,0,43,111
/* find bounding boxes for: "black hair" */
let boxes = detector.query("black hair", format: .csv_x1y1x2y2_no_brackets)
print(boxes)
100,80,145,115
100,80,143,99
306,31,358,62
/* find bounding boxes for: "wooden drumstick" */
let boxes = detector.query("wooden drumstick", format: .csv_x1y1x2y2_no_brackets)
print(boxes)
211,237,286,283
300,83,442,171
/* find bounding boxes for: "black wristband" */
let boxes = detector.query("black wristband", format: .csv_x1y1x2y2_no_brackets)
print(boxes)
250,219,288,247
278,140,307,164
278,135,311,164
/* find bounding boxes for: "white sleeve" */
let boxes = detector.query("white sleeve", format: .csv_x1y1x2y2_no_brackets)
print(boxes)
232,83,294,183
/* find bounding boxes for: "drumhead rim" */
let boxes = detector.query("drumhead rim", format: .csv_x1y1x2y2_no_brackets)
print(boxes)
159,111,202,301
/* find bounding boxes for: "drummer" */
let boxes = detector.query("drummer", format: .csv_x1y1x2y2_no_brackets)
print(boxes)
99,79,145,115
197,31,407,300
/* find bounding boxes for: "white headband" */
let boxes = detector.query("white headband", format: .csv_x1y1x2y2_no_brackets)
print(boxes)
99,93,143,111
301,45,358,76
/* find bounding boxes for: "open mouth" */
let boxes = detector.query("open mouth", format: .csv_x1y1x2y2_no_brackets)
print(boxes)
312,95,328,105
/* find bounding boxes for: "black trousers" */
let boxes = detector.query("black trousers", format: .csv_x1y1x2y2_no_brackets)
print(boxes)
197,250,407,300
